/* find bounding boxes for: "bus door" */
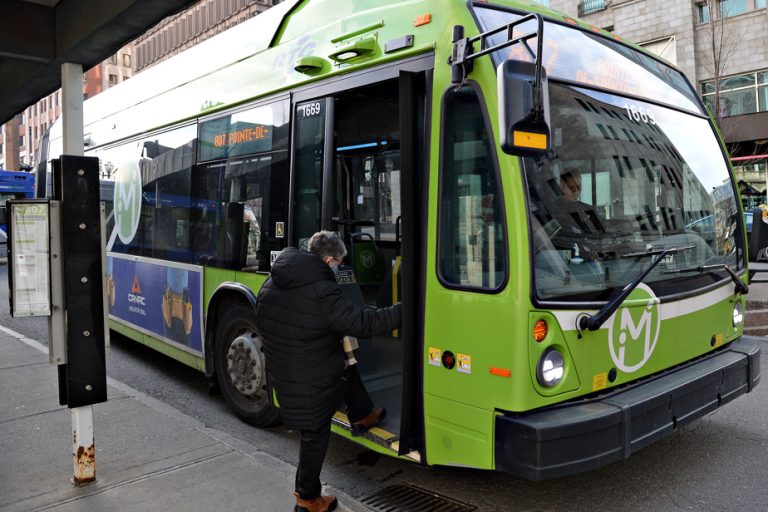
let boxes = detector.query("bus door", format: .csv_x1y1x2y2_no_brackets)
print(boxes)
290,70,427,458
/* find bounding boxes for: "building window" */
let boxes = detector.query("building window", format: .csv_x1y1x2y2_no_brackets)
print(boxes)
578,0,605,16
123,53,132,67
701,69,768,117
696,2,711,22
734,161,768,208
109,74,119,86
759,71,768,111
758,0,766,8
19,135,24,147
109,54,118,64
719,0,747,17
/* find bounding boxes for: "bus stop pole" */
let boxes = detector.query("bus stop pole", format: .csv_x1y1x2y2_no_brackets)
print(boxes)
61,61,95,485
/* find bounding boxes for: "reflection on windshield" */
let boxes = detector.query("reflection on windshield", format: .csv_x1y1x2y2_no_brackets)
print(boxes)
528,84,742,301
474,6,702,114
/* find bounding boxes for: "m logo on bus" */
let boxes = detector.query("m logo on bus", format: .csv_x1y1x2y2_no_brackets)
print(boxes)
113,157,142,244
607,283,660,373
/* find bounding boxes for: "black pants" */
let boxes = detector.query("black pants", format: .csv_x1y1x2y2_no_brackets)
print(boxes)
295,365,373,500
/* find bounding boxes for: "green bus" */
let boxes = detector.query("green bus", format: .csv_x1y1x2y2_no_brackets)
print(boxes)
42,0,761,479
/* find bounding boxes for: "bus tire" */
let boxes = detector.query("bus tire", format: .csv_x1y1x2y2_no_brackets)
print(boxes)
214,304,281,427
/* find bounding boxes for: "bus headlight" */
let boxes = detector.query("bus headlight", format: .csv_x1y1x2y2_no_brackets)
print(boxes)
733,302,743,328
537,348,565,388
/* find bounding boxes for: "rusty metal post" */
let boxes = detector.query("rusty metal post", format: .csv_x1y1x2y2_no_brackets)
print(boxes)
62,61,98,486
72,405,95,485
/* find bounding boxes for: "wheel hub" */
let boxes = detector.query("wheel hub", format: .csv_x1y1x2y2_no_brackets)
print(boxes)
226,330,265,398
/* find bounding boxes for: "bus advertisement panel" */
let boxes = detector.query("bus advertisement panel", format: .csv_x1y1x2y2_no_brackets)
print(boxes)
106,254,204,354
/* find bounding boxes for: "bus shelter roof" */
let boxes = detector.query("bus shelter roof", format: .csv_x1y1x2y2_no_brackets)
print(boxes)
0,0,199,126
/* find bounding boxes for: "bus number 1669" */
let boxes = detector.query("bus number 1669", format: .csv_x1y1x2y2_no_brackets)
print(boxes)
624,103,656,125
298,102,322,118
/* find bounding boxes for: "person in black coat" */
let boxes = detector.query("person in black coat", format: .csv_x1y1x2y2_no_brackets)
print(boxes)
255,230,401,512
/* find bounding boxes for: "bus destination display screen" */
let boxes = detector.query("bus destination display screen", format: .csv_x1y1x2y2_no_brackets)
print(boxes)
199,103,280,161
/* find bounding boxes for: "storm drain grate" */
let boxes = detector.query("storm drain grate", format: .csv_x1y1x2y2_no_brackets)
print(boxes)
360,484,476,512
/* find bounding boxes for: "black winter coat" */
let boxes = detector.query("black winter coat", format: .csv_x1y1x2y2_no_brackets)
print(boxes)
255,247,401,430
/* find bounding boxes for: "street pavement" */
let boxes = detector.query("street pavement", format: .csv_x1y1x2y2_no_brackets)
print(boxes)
0,327,369,512
1,261,767,512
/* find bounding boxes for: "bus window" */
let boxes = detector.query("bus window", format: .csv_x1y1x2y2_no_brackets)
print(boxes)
218,151,289,270
198,100,290,270
293,100,327,248
190,164,220,264
152,167,194,262
100,124,199,262
438,85,506,290
334,151,401,242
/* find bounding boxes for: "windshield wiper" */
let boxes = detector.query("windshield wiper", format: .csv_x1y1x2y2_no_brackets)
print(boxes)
620,246,692,258
662,263,749,295
579,245,695,332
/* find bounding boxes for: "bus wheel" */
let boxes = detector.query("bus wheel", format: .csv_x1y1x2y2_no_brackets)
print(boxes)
214,304,281,427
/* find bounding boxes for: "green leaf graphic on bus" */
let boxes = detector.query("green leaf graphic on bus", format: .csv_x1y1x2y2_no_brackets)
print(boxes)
113,157,142,244
607,283,661,373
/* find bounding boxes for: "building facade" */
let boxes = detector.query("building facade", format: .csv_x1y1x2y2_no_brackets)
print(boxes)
549,0,768,204
133,0,275,72
0,44,134,172
1,0,277,172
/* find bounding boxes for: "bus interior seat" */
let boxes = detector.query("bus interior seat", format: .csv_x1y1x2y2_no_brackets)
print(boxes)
349,232,386,286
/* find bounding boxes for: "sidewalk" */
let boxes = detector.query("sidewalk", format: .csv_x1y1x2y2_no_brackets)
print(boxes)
0,328,369,512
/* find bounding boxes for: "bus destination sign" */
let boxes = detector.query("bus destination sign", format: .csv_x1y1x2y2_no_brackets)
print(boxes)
212,125,270,149
199,103,276,161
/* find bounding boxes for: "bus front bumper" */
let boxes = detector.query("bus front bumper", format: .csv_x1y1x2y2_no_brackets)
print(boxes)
495,336,761,480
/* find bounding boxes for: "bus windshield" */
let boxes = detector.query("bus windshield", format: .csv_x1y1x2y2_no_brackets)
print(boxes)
473,5,702,113
474,6,743,302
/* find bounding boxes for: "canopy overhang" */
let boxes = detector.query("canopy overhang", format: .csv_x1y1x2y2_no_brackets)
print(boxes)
0,0,199,125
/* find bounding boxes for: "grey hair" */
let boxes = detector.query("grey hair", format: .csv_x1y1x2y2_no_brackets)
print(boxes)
308,230,347,261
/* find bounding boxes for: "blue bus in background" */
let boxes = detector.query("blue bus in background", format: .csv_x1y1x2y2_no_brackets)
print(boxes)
0,169,35,258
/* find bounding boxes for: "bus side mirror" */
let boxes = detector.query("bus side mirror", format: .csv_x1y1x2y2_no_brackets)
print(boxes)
498,59,551,157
